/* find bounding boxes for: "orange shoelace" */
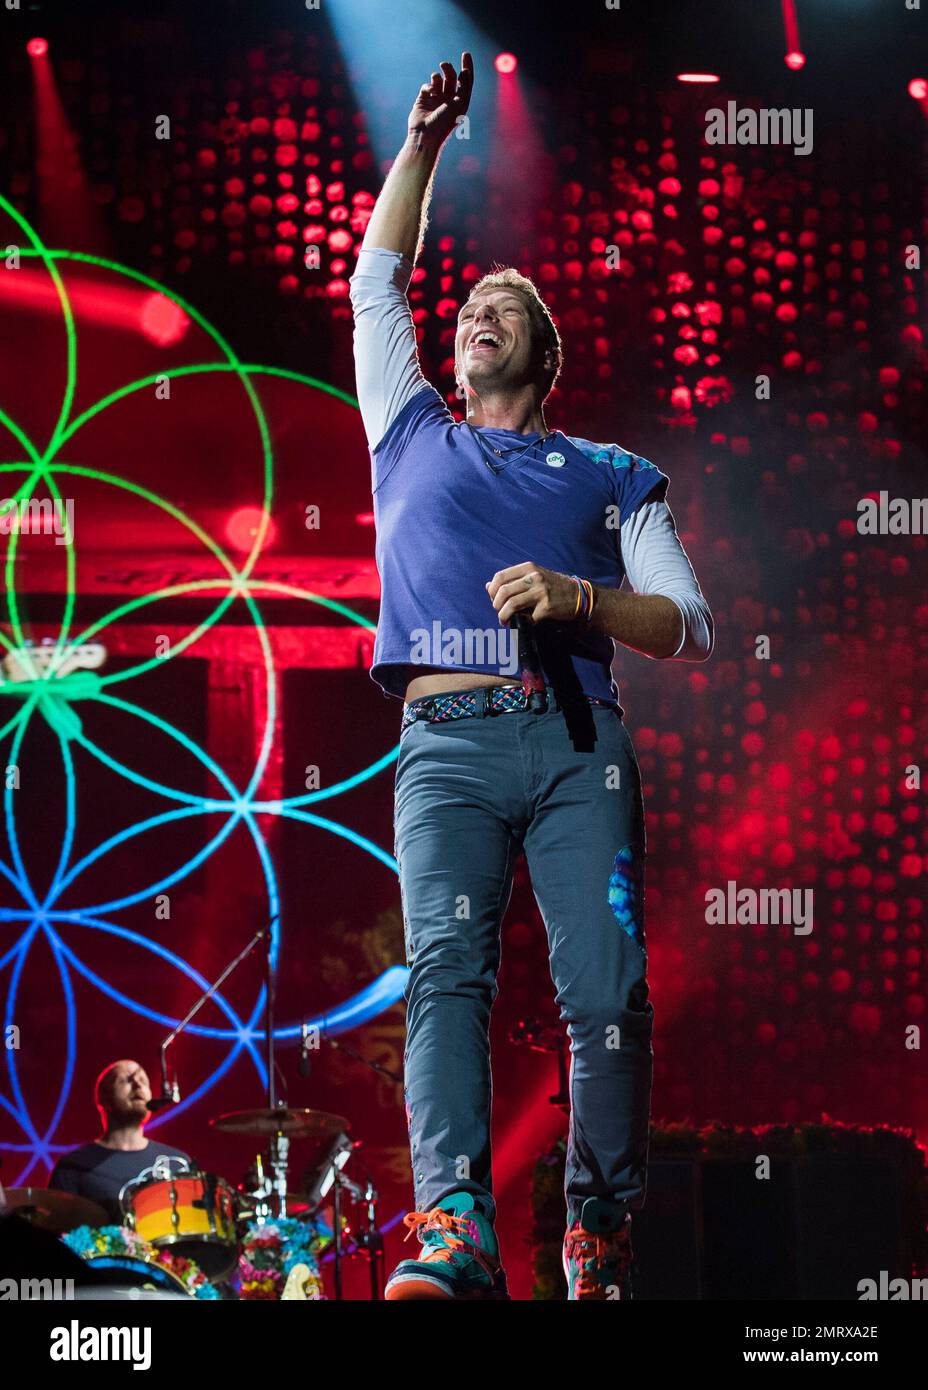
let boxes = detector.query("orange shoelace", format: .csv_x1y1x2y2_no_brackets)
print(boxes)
401,1207,499,1278
567,1230,630,1296
402,1208,472,1262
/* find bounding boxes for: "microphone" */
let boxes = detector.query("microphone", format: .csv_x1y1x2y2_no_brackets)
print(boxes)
146,1096,178,1113
147,1057,180,1112
511,613,547,711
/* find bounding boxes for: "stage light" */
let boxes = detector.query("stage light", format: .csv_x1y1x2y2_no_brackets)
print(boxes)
781,0,803,78
26,37,48,57
226,506,278,552
495,52,517,75
908,77,927,101
326,1,497,166
676,73,720,84
139,292,190,346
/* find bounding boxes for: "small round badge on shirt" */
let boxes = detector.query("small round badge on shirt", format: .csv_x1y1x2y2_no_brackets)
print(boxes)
546,451,566,468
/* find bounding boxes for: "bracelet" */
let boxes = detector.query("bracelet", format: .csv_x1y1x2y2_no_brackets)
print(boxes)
571,575,595,624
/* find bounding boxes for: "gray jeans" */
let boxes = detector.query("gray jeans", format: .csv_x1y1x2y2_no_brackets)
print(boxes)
394,686,653,1228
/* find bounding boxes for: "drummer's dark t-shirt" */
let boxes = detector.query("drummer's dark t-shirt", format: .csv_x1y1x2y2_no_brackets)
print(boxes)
48,1139,192,1223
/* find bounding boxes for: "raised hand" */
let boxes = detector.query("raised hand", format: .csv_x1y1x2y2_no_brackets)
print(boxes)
407,52,474,147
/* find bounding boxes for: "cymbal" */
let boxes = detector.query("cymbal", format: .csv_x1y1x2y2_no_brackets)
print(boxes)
3,1187,108,1233
210,1107,349,1139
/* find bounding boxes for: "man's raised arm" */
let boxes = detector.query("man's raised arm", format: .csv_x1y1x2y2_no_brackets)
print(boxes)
349,54,474,452
361,52,473,261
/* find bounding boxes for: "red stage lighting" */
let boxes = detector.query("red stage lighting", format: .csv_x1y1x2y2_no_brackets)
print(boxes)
784,51,806,71
676,73,720,84
495,53,517,75
225,507,277,552
908,77,928,101
27,37,48,58
139,293,190,346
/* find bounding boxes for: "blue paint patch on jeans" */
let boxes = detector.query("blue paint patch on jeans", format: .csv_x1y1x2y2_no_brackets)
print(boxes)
608,845,645,950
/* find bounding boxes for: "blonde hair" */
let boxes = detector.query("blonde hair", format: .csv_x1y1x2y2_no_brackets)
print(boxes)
465,267,563,398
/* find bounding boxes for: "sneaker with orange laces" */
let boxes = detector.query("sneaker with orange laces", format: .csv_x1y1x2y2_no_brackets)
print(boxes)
562,1198,633,1300
385,1191,508,1300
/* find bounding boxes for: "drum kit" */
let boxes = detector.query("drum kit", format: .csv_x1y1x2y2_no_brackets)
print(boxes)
4,923,396,1298
4,1099,385,1299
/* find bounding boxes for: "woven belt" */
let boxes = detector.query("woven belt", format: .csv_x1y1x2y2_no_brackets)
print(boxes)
401,684,617,734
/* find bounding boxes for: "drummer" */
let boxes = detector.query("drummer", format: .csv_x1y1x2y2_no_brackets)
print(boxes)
48,1059,191,1223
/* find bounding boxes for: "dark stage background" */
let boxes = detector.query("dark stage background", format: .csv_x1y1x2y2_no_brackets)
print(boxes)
0,0,926,1298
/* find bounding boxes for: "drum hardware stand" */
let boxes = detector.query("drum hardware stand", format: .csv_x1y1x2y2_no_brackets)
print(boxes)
304,1132,352,1300
309,1136,384,1300
247,1154,274,1225
509,1016,570,1111
328,1169,384,1301
328,1157,376,1300
347,1174,385,1301
269,1133,291,1220
298,1038,397,1300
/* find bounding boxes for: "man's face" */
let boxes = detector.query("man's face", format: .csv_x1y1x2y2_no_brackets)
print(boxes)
101,1061,152,1123
455,289,543,396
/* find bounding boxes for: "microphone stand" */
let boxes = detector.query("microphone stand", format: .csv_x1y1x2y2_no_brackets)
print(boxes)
158,927,268,1107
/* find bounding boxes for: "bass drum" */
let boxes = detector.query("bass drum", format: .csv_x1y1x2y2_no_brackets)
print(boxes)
124,1171,238,1281
73,1253,191,1300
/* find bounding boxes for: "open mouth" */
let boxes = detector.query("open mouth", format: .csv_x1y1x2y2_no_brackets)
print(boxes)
468,331,504,356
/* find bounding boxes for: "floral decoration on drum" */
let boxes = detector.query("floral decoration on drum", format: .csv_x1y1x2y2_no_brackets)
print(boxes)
62,1223,221,1299
238,1218,325,1300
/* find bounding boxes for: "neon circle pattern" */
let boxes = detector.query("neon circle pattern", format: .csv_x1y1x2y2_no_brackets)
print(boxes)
0,195,408,1182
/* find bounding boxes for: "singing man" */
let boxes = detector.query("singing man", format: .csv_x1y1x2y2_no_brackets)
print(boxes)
350,52,714,1300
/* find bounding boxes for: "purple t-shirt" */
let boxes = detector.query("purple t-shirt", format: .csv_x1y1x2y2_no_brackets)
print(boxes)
370,383,669,703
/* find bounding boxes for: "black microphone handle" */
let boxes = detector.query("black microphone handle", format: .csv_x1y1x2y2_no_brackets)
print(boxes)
145,1095,176,1113
512,614,547,709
